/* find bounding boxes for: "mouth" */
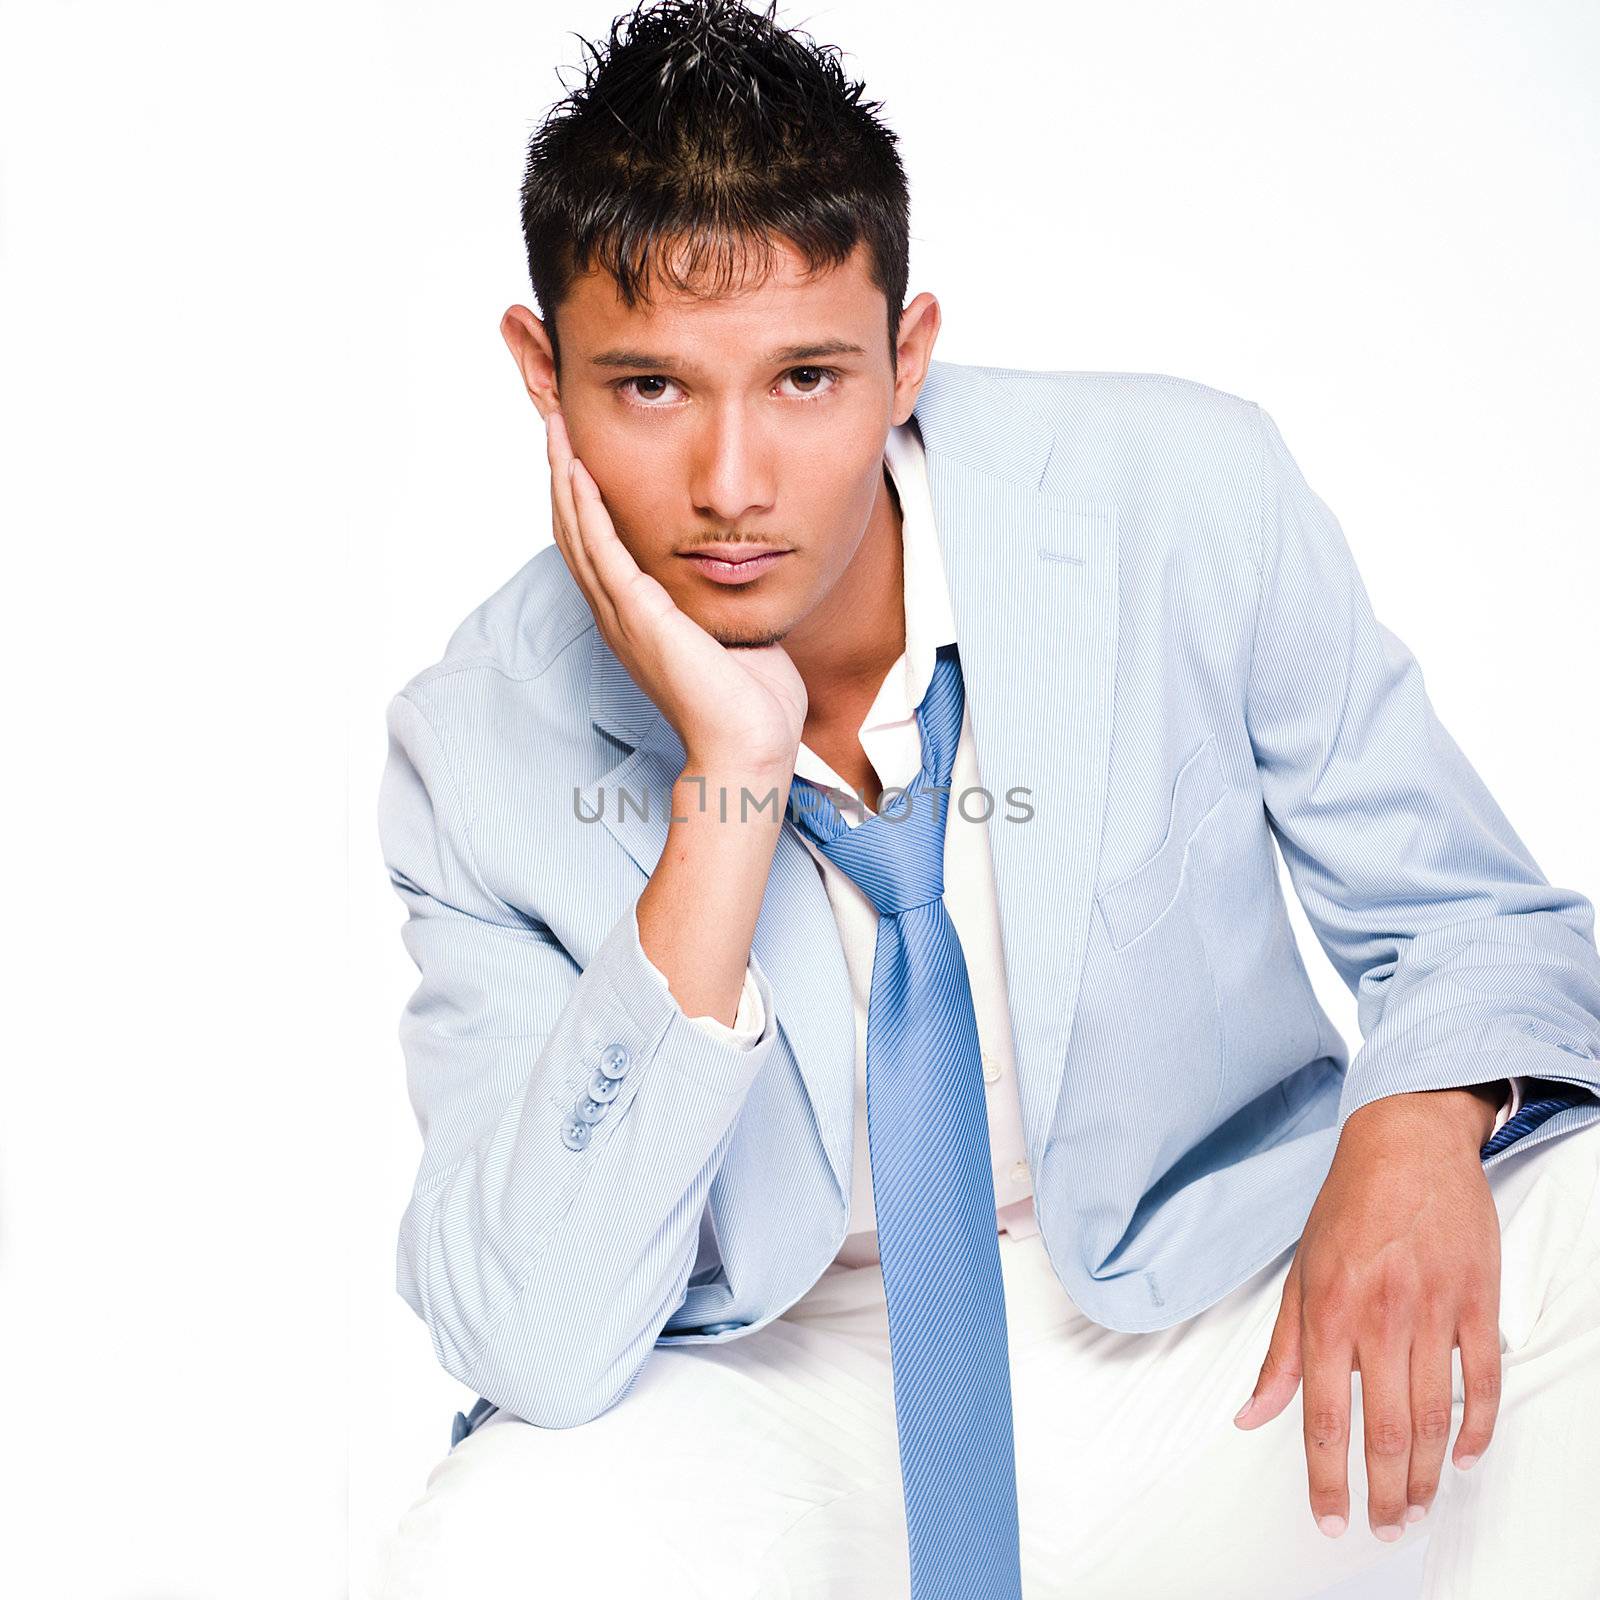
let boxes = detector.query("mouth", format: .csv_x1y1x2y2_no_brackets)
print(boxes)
677,548,792,586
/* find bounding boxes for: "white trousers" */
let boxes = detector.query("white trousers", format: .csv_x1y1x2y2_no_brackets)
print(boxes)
369,1122,1600,1600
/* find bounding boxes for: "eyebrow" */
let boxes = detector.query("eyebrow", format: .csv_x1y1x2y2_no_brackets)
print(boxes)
587,338,868,372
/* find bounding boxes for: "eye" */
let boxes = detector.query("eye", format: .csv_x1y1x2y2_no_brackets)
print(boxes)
777,365,841,400
616,374,682,406
612,366,844,409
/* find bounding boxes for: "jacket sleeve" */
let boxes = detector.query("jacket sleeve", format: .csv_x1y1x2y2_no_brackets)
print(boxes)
378,688,782,1428
1243,405,1600,1152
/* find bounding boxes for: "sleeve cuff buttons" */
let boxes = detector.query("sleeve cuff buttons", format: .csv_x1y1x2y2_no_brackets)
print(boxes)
561,1042,635,1150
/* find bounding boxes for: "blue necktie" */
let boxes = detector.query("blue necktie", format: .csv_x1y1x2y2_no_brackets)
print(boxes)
786,642,1024,1599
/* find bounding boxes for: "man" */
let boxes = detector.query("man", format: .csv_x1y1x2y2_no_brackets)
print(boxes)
371,2,1600,1595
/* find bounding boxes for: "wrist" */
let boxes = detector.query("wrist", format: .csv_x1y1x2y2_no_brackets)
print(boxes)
1344,1084,1503,1151
683,738,795,771
1412,1084,1503,1147
673,762,795,827
1450,1080,1507,1147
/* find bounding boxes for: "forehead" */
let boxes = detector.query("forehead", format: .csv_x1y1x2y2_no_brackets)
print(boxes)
560,234,884,369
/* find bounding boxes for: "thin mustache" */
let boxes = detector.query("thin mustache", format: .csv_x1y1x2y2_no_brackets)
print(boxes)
679,542,793,556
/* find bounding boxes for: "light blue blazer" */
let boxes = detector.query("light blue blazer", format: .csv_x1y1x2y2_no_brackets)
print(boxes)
377,359,1600,1434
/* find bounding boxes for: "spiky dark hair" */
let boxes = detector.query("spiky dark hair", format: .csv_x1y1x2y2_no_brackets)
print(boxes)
520,0,911,376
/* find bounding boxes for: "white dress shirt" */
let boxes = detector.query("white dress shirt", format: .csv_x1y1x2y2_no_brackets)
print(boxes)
640,418,1525,1270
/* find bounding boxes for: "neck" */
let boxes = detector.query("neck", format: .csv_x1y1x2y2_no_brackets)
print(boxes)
784,461,907,726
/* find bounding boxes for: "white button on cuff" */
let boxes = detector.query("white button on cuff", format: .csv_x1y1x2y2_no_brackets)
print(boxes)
981,1053,1001,1084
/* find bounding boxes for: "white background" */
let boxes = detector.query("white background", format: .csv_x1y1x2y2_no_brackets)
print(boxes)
1,2,1596,1596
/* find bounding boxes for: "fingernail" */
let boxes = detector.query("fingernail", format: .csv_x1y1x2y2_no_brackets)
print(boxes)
1374,1523,1405,1543
1317,1514,1346,1539
1233,1397,1254,1422
1405,1504,1427,1524
1455,1453,1479,1471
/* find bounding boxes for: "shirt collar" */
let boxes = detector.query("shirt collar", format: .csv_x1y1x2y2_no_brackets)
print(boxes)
860,414,957,731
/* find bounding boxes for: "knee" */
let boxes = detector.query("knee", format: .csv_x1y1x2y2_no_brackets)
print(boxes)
368,1414,702,1599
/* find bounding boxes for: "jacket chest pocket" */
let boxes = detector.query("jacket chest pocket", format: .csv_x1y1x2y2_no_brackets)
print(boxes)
1094,735,1229,1135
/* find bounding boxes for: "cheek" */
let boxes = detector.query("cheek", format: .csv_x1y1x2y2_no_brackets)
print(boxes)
589,480,671,565
799,429,881,511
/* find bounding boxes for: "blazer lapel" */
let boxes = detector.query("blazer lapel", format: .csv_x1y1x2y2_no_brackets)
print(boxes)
913,363,1120,1174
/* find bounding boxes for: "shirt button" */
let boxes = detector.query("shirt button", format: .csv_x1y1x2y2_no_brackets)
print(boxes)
599,1043,632,1079
560,1117,592,1151
1009,1161,1029,1187
981,1053,1001,1084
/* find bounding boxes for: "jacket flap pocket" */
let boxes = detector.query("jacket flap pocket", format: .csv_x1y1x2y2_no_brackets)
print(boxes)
1098,735,1228,950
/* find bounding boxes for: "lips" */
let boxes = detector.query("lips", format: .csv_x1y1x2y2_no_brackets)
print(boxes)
679,548,791,586
681,545,791,563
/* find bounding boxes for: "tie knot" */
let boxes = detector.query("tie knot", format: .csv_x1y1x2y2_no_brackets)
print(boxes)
786,646,965,915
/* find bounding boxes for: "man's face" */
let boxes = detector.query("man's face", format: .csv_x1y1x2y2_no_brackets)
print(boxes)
530,237,934,649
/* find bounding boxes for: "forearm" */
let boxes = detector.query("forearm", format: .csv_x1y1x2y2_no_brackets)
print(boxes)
637,756,795,1027
401,888,784,1426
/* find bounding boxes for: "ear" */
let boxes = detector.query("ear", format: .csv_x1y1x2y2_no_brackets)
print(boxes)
891,291,941,426
501,304,561,418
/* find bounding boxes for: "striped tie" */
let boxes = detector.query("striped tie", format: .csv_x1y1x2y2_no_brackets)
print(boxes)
786,642,1024,1599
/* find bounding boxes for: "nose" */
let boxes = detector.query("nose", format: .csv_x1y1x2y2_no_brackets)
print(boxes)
688,405,777,524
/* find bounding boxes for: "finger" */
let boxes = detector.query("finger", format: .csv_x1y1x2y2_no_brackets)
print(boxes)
1453,1296,1503,1474
1301,1293,1355,1539
545,410,598,595
1355,1311,1415,1542
546,410,606,615
570,454,650,604
1236,1254,1304,1428
1406,1309,1455,1525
